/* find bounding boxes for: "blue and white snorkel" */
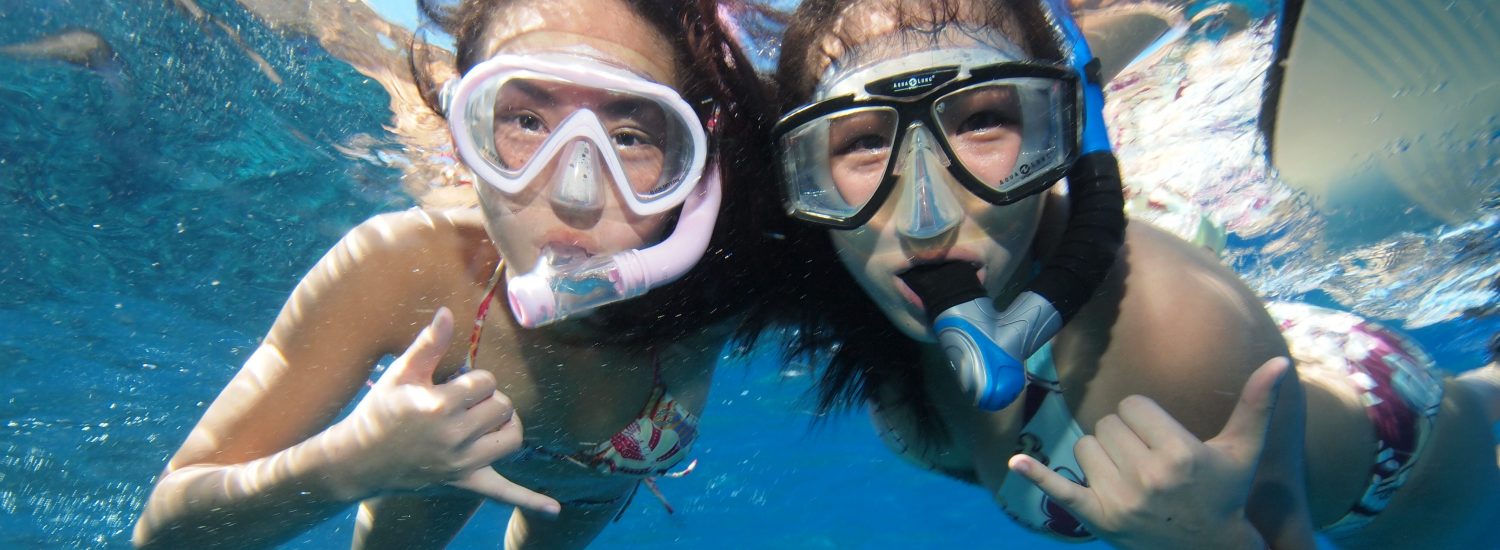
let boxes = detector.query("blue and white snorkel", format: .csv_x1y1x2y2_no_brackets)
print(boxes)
897,0,1125,411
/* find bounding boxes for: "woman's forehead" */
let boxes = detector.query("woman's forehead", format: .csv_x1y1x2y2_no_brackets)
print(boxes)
813,0,1009,77
476,0,680,86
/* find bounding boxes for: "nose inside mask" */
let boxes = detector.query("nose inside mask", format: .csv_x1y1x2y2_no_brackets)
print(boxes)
549,140,605,211
893,126,965,239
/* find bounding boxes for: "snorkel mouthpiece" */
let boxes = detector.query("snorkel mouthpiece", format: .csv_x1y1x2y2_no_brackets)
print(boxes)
897,0,1121,411
900,263,1061,410
506,168,723,328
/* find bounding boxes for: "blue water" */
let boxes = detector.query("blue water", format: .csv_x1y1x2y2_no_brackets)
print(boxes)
1,0,1494,548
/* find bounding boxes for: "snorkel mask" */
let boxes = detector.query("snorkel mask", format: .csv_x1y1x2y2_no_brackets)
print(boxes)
772,0,1125,410
447,53,720,328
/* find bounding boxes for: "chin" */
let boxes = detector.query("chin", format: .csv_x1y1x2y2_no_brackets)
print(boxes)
883,306,938,343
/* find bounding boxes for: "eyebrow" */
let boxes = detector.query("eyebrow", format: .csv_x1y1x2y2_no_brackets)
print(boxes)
601,97,656,119
508,80,555,107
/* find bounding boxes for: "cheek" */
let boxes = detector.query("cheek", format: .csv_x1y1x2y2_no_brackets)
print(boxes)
598,206,674,252
828,228,896,302
492,202,546,231
978,194,1043,240
624,213,670,245
828,227,879,267
953,138,1021,185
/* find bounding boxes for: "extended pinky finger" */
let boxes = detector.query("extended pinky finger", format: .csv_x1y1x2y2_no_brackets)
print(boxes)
1008,454,1100,521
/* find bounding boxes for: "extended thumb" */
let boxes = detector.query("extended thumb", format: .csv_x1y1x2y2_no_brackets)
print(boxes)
382,307,455,386
1214,357,1291,462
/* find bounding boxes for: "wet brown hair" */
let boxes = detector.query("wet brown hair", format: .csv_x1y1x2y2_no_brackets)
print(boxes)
775,0,1062,108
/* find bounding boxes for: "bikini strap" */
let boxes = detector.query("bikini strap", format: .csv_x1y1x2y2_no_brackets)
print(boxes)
467,259,505,371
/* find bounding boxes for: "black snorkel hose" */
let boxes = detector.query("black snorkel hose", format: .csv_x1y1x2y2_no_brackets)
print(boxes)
898,3,1126,411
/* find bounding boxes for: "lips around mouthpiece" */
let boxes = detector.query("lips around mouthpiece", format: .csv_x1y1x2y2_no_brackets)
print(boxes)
898,262,987,323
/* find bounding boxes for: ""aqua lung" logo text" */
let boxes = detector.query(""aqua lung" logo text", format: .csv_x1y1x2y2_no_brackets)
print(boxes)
891,74,937,93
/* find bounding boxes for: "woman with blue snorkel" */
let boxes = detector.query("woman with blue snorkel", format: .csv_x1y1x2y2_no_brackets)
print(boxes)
766,0,1500,547
131,0,785,547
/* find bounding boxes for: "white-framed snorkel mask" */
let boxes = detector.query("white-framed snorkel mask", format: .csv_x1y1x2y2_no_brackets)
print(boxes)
446,53,721,328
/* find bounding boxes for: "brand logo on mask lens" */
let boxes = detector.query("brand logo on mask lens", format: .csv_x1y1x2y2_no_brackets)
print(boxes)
1000,156,1053,186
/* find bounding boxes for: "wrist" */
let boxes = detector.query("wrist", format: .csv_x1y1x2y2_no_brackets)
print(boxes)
296,419,381,502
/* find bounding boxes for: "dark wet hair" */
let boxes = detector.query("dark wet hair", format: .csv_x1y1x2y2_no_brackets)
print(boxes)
768,0,1064,448
775,0,1063,109
408,0,788,343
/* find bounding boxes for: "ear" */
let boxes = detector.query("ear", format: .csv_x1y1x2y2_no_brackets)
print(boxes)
1074,3,1187,84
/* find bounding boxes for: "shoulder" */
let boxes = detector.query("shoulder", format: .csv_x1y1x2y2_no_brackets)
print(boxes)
325,208,493,286
1054,222,1288,435
265,208,495,355
339,208,488,258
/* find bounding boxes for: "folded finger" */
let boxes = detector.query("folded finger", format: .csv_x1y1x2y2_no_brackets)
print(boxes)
1093,414,1150,474
1116,394,1197,450
459,396,516,443
464,410,527,463
1073,435,1120,488
459,395,519,440
438,369,499,407
461,429,525,469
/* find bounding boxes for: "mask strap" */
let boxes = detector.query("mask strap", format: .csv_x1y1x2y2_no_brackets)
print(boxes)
438,77,457,118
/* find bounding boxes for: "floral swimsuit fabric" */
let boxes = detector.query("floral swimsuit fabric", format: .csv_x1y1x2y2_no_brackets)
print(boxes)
465,261,700,514
873,201,1445,541
904,305,1442,543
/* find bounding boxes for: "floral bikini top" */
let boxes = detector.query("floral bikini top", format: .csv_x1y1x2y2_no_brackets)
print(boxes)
465,261,699,510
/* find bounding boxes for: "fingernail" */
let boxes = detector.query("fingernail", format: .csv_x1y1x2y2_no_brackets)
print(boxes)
1010,456,1030,474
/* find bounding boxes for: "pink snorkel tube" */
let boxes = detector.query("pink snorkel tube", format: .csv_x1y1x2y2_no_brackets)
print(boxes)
504,166,722,328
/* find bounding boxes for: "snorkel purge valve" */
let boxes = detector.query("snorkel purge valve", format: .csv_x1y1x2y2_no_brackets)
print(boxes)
899,0,1126,411
506,168,723,328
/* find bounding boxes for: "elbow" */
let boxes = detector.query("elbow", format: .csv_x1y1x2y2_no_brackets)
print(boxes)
131,507,167,550
131,521,155,549
131,468,186,549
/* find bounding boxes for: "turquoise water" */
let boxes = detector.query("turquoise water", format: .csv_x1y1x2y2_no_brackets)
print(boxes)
1,0,1495,548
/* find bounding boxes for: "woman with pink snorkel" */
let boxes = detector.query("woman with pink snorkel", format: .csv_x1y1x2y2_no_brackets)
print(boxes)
131,0,787,547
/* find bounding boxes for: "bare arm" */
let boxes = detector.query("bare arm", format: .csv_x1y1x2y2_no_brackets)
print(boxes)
133,212,553,548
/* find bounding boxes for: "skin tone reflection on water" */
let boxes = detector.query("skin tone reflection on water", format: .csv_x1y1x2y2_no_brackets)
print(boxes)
0,28,119,70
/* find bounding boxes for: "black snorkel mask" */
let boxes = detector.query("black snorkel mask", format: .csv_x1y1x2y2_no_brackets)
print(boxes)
902,0,1126,411
773,0,1126,411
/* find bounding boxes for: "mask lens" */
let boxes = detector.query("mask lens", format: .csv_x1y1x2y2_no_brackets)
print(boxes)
491,77,692,196
456,73,699,209
933,78,1074,196
778,106,899,222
